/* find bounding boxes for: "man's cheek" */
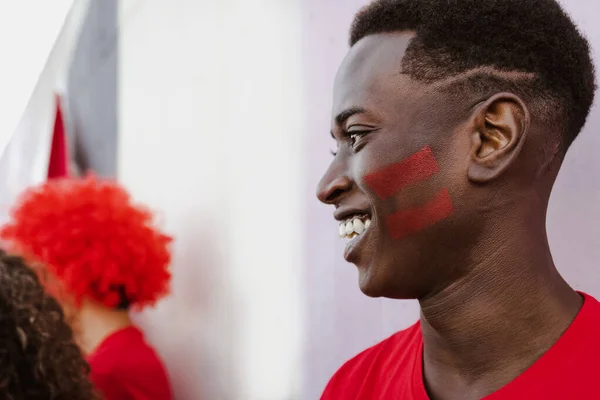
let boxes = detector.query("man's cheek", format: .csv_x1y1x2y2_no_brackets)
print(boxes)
364,146,440,200
363,146,455,240
385,188,454,240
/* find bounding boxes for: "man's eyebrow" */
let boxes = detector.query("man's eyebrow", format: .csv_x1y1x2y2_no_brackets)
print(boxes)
335,107,367,125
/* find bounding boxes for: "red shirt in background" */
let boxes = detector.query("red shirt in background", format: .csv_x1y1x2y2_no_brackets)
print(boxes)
321,292,600,400
88,326,172,400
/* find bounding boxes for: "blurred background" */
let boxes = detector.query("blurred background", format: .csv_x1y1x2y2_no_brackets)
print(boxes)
0,1,598,399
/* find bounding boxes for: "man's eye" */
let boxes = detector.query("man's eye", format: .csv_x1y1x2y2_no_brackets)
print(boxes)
349,130,371,146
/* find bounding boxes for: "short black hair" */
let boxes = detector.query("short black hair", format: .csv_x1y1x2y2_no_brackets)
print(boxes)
350,0,596,150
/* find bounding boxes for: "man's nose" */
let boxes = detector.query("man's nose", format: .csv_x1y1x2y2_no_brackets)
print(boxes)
316,161,353,205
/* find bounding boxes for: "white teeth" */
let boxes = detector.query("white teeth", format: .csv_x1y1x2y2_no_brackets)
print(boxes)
353,219,365,234
338,217,372,239
345,221,354,235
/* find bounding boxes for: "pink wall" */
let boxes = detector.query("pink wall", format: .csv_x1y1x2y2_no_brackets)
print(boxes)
546,1,600,292
301,1,600,398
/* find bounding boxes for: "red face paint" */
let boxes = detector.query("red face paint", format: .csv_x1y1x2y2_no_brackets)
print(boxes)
385,189,455,240
364,146,439,200
364,146,454,240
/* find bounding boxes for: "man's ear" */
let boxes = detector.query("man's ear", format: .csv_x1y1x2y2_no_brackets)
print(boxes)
467,93,530,183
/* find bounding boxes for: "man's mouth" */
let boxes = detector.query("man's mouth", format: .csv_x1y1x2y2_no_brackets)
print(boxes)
339,214,372,240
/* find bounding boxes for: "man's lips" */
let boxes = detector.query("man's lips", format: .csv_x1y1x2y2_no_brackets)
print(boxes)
334,207,372,222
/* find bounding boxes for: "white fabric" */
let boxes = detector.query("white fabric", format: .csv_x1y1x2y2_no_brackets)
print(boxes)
0,1,89,226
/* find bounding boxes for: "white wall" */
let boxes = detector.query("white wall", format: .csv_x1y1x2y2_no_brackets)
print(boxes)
118,1,305,399
0,0,89,225
0,1,76,154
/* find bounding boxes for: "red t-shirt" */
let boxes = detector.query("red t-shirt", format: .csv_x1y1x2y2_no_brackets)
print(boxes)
88,326,172,400
322,292,600,399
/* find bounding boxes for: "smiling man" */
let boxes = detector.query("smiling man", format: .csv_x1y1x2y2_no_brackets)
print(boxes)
317,1,597,399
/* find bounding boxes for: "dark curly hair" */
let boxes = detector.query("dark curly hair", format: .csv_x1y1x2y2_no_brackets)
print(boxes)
0,249,99,399
350,0,596,151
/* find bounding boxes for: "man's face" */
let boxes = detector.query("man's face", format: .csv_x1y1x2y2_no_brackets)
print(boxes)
317,32,474,299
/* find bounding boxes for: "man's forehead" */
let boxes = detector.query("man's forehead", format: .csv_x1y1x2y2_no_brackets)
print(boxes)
333,32,417,116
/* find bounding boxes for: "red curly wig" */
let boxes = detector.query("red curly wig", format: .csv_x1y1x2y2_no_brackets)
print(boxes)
0,175,172,310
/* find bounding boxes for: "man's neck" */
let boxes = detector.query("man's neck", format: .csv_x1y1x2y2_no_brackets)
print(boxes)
418,222,582,400
76,299,133,355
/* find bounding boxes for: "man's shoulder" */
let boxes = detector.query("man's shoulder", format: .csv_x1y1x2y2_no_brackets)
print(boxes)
321,322,421,399
575,292,600,331
341,322,421,370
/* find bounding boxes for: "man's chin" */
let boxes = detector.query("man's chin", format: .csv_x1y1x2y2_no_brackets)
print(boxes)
357,269,386,298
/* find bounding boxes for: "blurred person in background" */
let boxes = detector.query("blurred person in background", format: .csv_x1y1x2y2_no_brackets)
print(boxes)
317,0,597,399
0,248,98,399
1,175,173,400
